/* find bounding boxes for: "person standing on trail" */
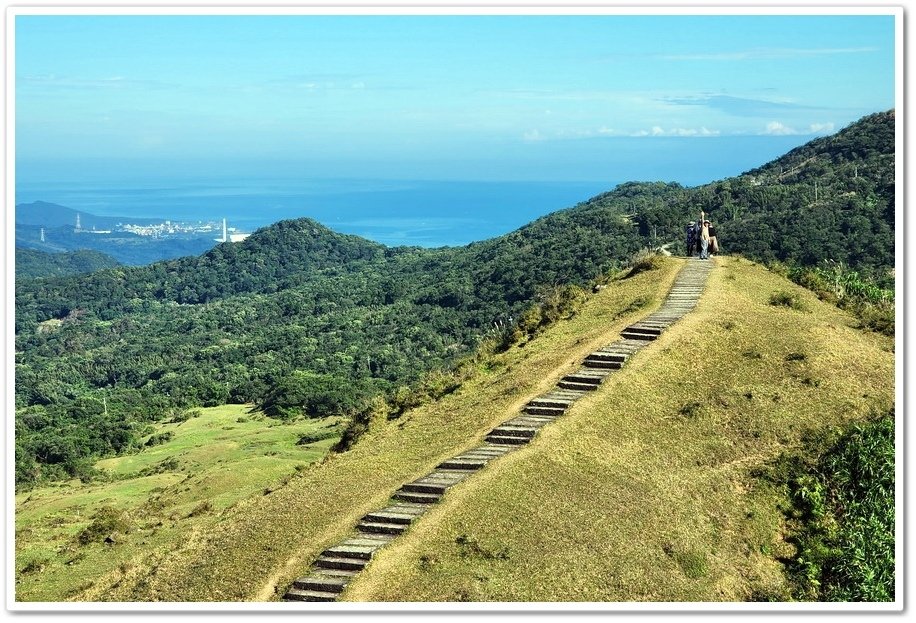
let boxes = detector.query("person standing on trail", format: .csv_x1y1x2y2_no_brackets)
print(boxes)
708,220,719,256
686,221,697,257
699,219,710,259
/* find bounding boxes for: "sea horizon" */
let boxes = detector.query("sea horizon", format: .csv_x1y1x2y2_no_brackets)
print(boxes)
15,176,620,247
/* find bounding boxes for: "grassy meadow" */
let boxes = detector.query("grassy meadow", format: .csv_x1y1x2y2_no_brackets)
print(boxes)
14,404,342,602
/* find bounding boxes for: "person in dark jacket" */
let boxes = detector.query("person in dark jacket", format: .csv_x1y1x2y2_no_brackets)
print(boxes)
686,221,697,256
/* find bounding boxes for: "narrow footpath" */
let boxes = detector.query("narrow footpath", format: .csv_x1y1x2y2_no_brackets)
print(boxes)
283,258,714,602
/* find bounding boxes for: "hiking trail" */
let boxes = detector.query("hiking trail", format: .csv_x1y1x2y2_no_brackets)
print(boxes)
282,258,714,602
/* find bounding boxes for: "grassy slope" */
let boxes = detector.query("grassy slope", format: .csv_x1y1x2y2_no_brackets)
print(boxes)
17,257,893,602
14,405,340,602
343,257,894,602
97,258,682,601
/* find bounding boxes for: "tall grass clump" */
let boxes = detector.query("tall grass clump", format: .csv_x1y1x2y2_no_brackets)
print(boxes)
622,247,664,279
779,411,895,601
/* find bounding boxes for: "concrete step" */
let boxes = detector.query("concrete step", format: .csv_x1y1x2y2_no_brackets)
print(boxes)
400,479,453,495
524,405,566,416
340,536,396,548
382,503,429,516
314,556,368,572
452,450,503,460
562,373,603,385
292,575,348,593
284,587,339,602
485,434,530,445
526,398,574,409
322,545,376,561
586,351,627,362
357,520,408,535
506,416,554,426
558,380,599,391
619,331,657,341
438,458,487,470
393,490,441,504
624,325,663,335
462,446,510,457
311,567,360,578
583,358,622,370
490,426,537,438
424,469,471,481
480,442,519,452
362,511,417,526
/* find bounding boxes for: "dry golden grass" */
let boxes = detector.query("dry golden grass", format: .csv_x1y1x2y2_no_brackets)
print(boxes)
343,256,893,602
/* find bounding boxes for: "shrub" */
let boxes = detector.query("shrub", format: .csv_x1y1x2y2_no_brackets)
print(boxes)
144,431,174,447
77,506,131,545
779,411,895,601
770,290,806,311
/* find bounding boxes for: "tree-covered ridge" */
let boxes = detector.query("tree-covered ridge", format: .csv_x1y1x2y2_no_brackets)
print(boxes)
14,110,896,487
719,110,895,277
15,248,121,280
14,200,643,486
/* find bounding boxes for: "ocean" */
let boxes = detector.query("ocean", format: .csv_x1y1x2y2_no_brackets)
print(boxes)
15,178,616,248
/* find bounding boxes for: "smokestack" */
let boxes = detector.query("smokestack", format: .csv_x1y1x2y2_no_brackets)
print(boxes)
222,218,227,243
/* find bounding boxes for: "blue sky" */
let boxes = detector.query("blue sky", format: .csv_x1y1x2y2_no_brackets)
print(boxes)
15,12,896,183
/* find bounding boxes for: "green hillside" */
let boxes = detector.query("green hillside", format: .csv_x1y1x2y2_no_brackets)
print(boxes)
15,248,121,280
15,404,341,602
19,256,891,603
13,111,896,603
13,111,895,492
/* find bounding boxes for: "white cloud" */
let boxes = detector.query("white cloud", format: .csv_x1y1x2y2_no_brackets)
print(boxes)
765,121,796,135
629,126,721,137
809,122,835,133
522,129,543,142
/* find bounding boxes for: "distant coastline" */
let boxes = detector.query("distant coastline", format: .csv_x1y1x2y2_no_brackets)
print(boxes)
15,178,614,247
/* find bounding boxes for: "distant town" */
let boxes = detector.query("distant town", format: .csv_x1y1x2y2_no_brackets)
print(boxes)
70,213,251,242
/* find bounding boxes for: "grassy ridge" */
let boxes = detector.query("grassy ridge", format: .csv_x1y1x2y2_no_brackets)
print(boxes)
342,257,894,601
14,405,340,601
85,258,682,601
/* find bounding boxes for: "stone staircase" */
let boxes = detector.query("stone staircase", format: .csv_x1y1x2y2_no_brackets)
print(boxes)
282,258,712,602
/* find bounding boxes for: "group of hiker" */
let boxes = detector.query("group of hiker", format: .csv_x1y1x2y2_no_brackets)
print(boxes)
685,211,719,259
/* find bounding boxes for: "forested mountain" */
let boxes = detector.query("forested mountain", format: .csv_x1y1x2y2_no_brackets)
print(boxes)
627,110,895,281
14,111,895,487
15,249,121,280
